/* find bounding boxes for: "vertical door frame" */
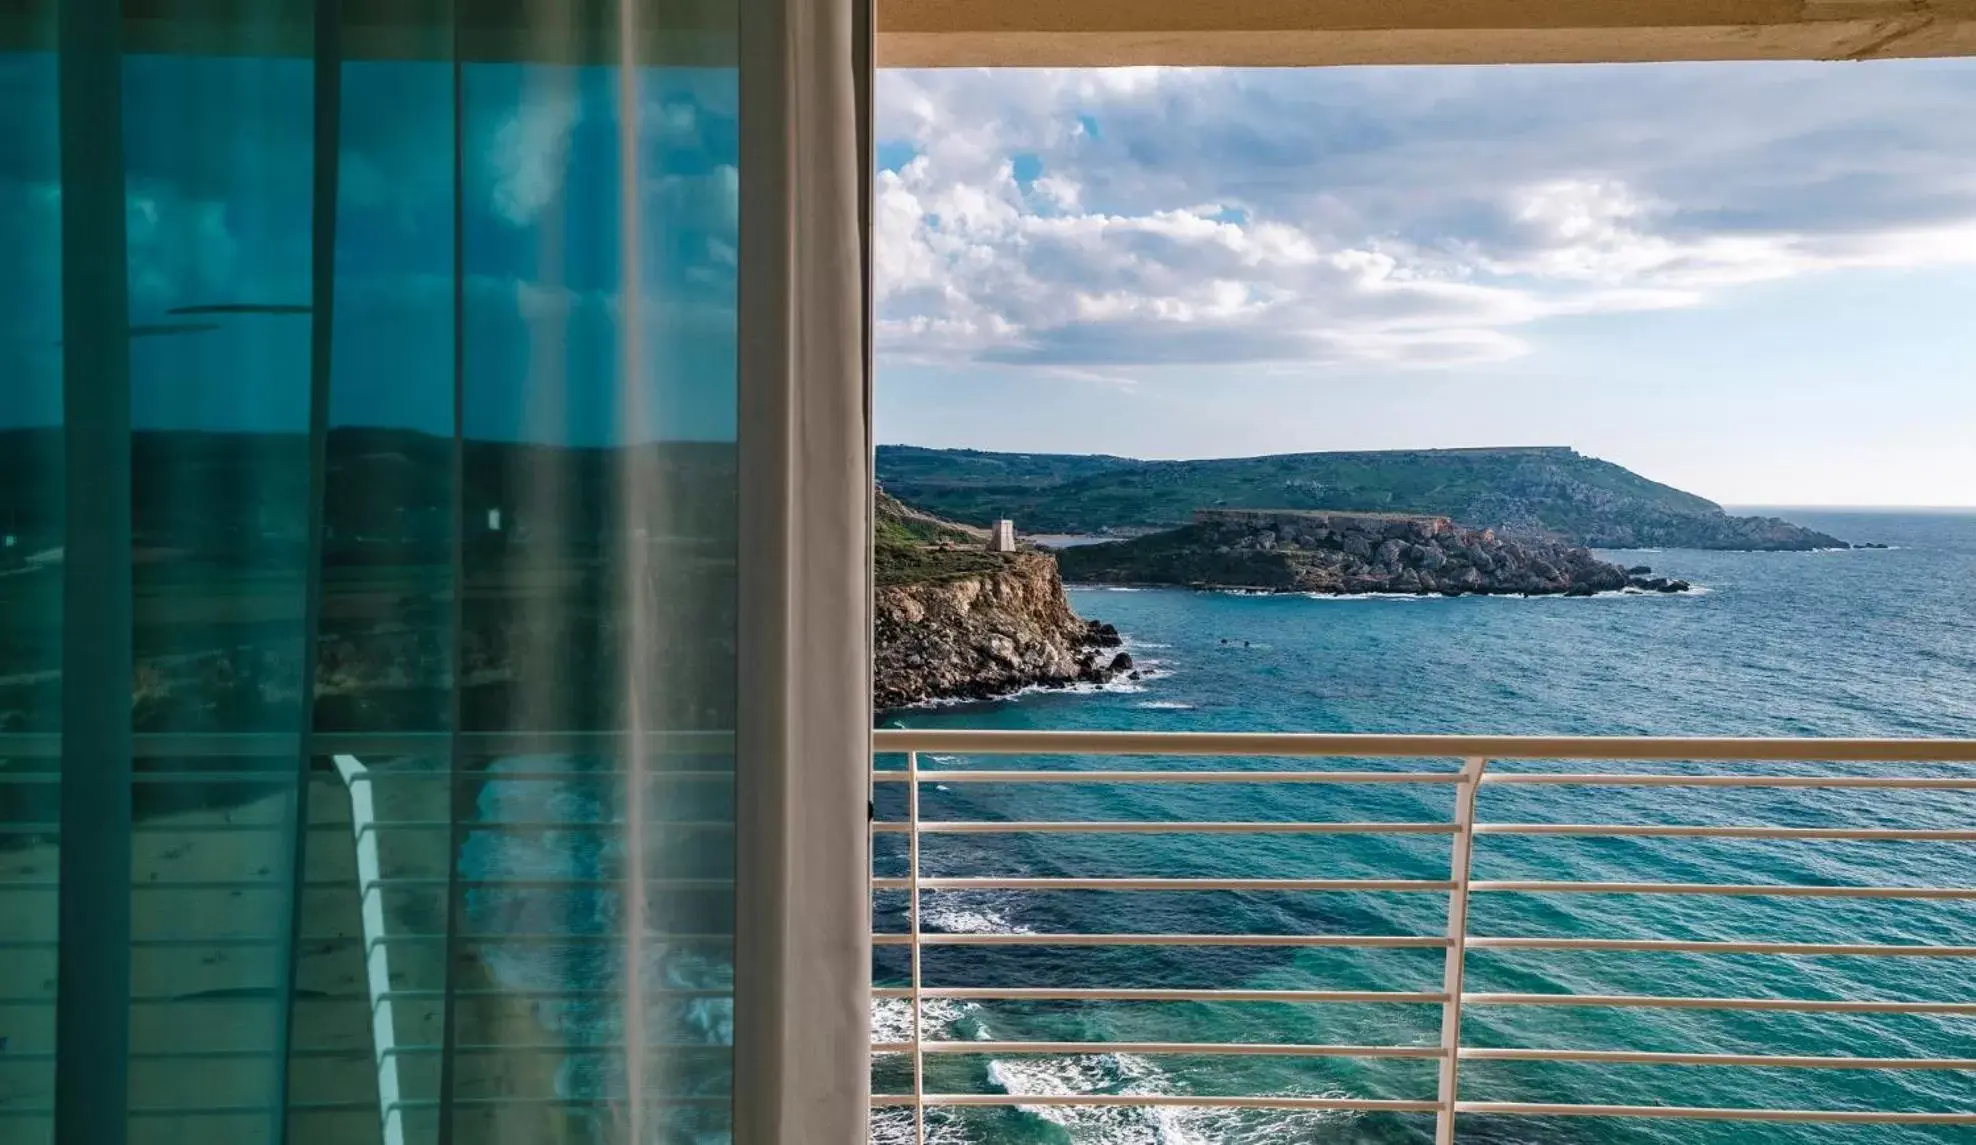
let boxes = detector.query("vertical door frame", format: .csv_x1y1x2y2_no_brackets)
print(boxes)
54,0,134,1141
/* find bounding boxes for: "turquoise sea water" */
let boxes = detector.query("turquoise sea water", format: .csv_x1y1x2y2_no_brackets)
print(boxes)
870,510,1976,1145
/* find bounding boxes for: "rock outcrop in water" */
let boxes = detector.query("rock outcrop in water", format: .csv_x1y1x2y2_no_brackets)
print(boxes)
874,492,1127,710
1057,509,1691,597
875,552,1127,710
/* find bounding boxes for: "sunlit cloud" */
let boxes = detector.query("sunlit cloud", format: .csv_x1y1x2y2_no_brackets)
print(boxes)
874,62,1976,370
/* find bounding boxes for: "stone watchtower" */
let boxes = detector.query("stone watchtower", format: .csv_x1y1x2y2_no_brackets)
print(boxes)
987,519,1017,552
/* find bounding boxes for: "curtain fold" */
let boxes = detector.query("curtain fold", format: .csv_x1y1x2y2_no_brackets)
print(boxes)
735,0,874,1136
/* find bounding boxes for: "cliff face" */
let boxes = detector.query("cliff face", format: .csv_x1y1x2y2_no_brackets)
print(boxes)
875,552,1127,710
1058,509,1691,597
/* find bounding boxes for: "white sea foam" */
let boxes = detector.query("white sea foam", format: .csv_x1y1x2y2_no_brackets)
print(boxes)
1135,700,1195,710
922,898,1035,936
871,995,980,1045
982,1052,1358,1145
898,664,1167,710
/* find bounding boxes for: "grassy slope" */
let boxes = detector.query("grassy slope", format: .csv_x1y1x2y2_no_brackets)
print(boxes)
878,445,1722,535
873,489,1013,587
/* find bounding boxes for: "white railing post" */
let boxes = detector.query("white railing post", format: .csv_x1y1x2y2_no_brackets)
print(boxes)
908,749,926,1144
1436,756,1487,1145
332,754,406,1145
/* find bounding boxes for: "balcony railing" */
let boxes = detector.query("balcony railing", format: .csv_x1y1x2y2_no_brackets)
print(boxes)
7,728,1976,1142
869,729,1976,1144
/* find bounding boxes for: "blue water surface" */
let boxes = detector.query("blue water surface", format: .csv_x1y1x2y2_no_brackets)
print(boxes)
873,511,1976,1145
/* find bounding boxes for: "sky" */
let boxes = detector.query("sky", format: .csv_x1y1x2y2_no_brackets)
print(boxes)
873,63,1976,507
0,55,740,445
1,55,1971,505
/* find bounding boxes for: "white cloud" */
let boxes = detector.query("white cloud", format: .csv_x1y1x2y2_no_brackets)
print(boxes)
875,62,1976,370
488,84,581,225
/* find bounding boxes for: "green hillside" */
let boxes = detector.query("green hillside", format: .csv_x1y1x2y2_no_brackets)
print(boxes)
876,445,1846,551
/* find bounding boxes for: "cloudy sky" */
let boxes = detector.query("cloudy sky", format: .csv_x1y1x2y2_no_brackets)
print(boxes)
0,56,740,445
874,63,1976,506
2,56,1970,505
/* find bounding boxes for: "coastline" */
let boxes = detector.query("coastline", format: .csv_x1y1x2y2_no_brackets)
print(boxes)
1066,579,1704,598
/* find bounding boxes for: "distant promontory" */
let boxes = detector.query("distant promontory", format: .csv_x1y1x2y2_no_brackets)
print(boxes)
1057,509,1692,597
877,445,1848,551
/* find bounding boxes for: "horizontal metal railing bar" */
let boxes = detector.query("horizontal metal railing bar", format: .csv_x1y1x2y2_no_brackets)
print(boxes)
352,877,733,891
0,985,736,1007
391,932,735,946
1467,937,1976,957
344,770,733,783
378,1043,731,1057
1471,881,1976,899
63,1096,749,1123
874,820,1457,835
869,769,1976,789
377,1096,731,1111
871,729,1976,762
871,933,1448,948
1453,1102,1976,1124
872,769,1463,785
0,772,303,785
1474,823,1976,840
0,731,735,757
128,820,714,834
372,987,730,1003
873,877,1455,893
873,1094,1442,1112
1483,773,1976,788
880,1040,1446,1059
0,931,742,951
351,819,732,832
1458,1047,1976,1070
872,987,1446,1004
21,876,725,894
1464,993,1976,1014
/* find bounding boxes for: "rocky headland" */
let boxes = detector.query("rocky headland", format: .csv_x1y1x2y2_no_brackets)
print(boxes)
1057,509,1692,597
877,444,1850,552
874,493,1130,710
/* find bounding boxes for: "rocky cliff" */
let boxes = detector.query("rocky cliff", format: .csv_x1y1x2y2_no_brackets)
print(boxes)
1058,509,1692,597
875,541,1129,710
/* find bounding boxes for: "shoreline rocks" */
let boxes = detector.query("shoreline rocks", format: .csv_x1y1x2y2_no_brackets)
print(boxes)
874,552,1130,711
1059,509,1694,597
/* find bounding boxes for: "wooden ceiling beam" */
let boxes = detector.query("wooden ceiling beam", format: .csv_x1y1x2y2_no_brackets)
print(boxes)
5,0,1975,65
877,0,1976,67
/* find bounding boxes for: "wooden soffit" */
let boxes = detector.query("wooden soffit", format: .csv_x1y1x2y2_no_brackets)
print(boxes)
877,0,1976,67
4,0,1975,65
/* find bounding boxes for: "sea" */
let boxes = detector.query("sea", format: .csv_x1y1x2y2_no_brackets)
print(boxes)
867,510,1976,1145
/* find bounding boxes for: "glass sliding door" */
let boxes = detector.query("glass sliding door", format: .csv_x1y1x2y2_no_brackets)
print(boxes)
2,0,752,1142
120,42,318,1145
0,26,62,1145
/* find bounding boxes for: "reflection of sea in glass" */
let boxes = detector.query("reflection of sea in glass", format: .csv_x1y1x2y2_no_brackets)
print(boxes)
460,756,735,1142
